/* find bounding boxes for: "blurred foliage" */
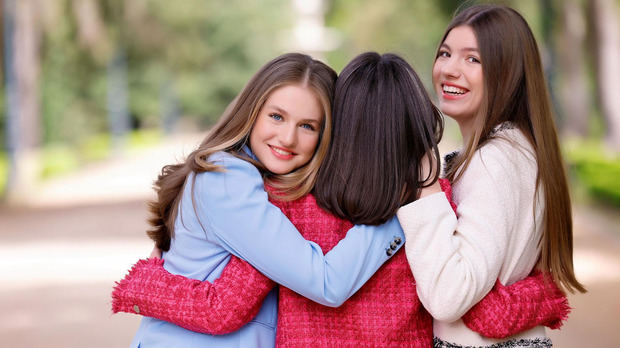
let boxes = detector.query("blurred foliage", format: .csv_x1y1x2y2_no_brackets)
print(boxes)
566,141,620,206
127,128,163,149
81,134,114,162
40,144,81,179
0,152,6,196
20,128,162,183
0,0,598,143
325,0,451,85
0,88,5,152
1,0,619,209
324,0,541,90
34,0,291,147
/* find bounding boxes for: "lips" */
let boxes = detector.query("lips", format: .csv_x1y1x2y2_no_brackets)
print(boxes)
269,145,295,160
443,84,466,94
440,83,469,100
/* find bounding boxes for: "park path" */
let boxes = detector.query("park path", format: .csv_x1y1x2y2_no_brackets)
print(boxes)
0,134,618,347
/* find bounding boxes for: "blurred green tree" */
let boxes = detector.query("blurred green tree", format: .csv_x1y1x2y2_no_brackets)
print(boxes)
588,0,620,150
38,0,291,145
2,0,619,205
2,0,291,198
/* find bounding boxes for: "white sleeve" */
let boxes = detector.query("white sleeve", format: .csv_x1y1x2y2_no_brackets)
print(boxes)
397,143,523,322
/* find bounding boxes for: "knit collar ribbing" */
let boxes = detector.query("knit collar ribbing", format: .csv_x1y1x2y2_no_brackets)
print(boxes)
442,121,517,177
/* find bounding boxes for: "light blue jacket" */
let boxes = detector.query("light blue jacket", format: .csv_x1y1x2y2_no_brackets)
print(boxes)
130,149,405,348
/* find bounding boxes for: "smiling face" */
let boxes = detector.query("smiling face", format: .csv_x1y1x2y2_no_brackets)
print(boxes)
249,84,323,175
432,25,484,139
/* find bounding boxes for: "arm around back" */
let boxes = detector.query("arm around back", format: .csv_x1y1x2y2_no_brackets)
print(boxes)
112,256,275,334
397,144,524,322
192,152,404,307
463,271,570,338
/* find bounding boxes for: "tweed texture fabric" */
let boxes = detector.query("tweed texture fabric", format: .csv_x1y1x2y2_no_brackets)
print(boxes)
462,271,570,339
112,179,569,346
112,256,275,335
273,192,433,347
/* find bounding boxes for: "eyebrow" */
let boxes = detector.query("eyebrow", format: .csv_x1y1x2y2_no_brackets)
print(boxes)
266,105,322,123
267,105,289,116
440,43,480,53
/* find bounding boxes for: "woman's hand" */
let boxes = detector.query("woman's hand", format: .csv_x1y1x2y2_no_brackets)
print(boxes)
149,245,163,259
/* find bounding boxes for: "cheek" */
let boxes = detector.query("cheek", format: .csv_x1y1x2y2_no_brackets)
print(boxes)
301,133,320,156
472,68,484,91
431,64,440,83
473,77,484,105
431,65,442,92
248,120,264,149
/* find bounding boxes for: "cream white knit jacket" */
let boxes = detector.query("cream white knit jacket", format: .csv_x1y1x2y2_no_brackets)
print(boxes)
397,124,547,346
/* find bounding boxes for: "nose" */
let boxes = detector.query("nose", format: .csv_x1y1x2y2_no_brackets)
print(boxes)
280,124,297,148
440,57,460,79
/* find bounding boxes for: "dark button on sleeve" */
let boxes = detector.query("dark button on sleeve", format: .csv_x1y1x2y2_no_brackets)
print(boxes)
394,236,402,245
386,248,394,257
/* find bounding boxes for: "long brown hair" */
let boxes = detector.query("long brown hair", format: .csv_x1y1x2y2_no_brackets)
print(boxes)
148,53,337,250
315,52,443,225
439,5,585,293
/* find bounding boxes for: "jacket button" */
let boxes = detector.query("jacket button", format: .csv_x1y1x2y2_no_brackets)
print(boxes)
133,305,140,314
386,248,393,257
394,237,402,245
390,241,398,250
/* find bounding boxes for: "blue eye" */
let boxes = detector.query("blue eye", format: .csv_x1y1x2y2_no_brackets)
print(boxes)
300,123,316,131
269,113,283,121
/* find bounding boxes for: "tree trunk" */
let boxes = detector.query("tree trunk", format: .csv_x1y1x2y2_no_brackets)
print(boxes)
590,0,620,149
557,0,590,137
4,0,41,202
71,0,110,62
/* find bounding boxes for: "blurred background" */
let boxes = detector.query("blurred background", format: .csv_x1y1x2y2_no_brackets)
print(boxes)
0,0,618,346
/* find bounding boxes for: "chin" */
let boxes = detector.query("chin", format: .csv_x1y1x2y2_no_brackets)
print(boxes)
267,166,292,175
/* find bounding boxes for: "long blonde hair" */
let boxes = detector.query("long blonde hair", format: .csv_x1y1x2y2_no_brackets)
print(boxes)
440,5,585,293
148,53,337,250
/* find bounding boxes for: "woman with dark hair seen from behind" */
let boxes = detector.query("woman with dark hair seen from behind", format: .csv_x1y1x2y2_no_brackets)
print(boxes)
113,52,570,347
397,4,586,347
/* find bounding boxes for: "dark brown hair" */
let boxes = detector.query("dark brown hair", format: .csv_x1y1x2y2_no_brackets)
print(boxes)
148,53,337,250
439,4,585,293
315,52,443,225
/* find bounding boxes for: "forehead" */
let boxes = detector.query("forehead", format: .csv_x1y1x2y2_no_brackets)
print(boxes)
263,84,323,120
444,25,478,47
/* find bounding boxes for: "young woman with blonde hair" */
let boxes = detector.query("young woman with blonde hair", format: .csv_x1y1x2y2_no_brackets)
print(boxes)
397,4,585,347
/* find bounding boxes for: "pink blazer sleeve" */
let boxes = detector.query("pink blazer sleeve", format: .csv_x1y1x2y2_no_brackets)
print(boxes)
112,256,275,335
463,270,570,338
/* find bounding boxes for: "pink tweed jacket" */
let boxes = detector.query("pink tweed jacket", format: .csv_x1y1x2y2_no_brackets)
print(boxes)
113,180,569,346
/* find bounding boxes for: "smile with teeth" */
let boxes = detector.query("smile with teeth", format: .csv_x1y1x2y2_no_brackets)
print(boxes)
270,145,294,157
443,85,467,95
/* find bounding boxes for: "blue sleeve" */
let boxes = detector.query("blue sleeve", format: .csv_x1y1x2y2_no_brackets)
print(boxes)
191,153,405,307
